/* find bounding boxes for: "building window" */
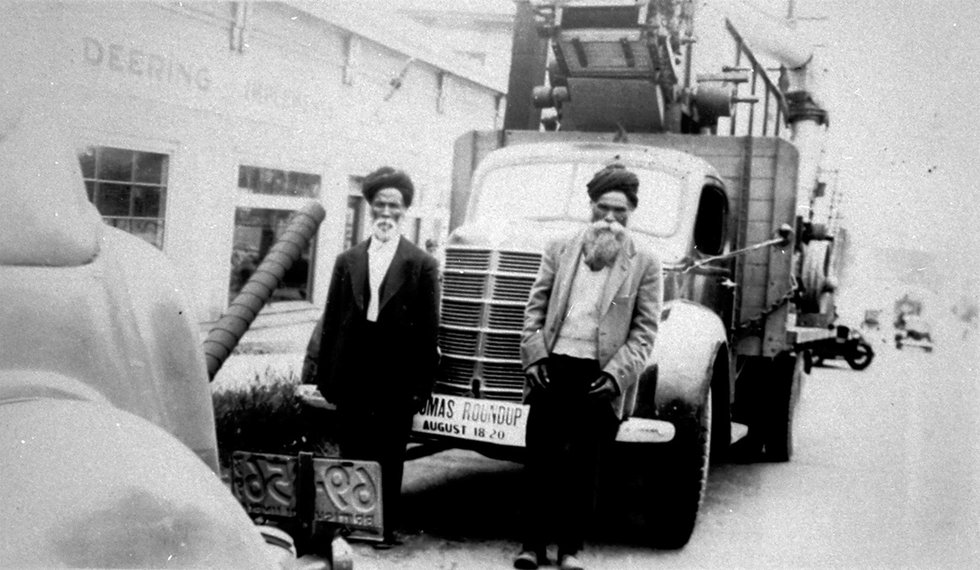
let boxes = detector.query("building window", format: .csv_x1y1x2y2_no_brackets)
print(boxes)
344,195,366,250
78,146,168,248
238,165,321,198
411,217,423,244
230,207,315,302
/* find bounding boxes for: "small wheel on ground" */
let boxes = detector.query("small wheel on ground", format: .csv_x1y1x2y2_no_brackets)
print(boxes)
845,342,874,370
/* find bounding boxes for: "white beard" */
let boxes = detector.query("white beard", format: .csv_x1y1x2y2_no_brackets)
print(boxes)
371,217,401,243
582,220,627,271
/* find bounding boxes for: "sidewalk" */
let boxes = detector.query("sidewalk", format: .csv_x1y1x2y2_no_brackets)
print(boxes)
204,302,320,393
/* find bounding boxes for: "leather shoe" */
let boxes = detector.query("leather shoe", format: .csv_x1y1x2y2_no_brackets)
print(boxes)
559,553,585,570
513,549,544,569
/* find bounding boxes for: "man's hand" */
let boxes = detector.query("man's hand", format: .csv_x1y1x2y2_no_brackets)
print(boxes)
525,362,550,391
588,374,619,400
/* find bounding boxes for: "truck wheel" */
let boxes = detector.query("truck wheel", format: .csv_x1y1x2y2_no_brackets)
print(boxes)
845,342,874,370
763,353,804,462
708,355,731,464
645,388,712,549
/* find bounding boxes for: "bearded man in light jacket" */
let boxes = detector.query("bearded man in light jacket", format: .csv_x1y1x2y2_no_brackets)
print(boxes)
514,164,662,570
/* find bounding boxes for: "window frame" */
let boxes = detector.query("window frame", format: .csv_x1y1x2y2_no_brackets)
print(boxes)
76,141,173,250
230,159,325,305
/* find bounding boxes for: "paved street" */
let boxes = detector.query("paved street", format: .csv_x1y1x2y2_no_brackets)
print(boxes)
342,334,978,569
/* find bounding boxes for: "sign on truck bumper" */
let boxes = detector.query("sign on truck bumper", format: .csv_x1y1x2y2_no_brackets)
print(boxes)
413,394,529,446
412,394,675,446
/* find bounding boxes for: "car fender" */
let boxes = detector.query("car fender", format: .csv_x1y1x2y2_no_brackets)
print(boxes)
0,370,277,569
646,300,728,417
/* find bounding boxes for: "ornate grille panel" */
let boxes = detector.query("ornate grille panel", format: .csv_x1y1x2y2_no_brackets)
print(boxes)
438,329,479,357
441,299,483,328
488,304,525,330
445,248,491,271
442,272,486,299
493,275,537,303
498,251,543,274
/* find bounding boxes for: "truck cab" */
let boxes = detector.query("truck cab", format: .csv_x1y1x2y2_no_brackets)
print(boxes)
421,139,732,411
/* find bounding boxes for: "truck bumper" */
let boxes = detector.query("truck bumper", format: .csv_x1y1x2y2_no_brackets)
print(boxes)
615,417,675,443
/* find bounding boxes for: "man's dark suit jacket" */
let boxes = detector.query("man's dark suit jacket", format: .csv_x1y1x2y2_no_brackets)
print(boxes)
315,236,440,410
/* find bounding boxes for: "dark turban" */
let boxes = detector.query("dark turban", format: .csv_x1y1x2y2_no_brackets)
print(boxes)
587,163,638,208
362,166,414,207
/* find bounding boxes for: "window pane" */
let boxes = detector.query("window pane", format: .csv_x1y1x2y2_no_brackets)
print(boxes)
295,172,321,198
345,195,364,249
473,163,575,225
238,165,257,191
131,186,161,217
257,169,278,194
230,207,314,302
130,219,161,247
78,147,96,178
97,147,133,181
474,162,684,237
106,218,130,232
97,184,132,216
570,163,683,236
239,164,320,197
135,152,168,183
78,145,168,250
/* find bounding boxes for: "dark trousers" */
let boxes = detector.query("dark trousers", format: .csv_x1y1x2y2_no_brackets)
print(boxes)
521,355,619,556
335,322,414,538
337,404,413,538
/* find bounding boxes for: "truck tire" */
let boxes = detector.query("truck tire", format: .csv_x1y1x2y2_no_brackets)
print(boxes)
730,358,765,460
645,388,712,549
845,342,874,370
708,355,731,464
762,353,804,462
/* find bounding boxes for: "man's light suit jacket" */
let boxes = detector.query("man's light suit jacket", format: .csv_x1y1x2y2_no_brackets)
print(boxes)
520,229,663,419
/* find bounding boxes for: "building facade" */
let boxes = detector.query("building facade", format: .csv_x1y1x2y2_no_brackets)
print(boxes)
1,1,504,322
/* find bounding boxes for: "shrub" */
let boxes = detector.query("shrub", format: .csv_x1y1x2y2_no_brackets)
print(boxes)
212,368,337,468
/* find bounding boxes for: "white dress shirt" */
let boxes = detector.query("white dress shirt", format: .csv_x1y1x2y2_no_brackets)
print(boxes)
367,236,399,322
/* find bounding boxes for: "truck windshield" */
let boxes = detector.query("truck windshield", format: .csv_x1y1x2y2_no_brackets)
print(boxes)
472,162,682,236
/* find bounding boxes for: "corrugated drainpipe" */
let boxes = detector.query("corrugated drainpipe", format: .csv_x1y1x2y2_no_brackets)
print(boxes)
203,201,326,379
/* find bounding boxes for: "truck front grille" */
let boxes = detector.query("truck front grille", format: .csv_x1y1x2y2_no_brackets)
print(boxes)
498,251,543,273
488,304,524,329
441,299,483,328
443,273,485,298
493,275,537,302
438,329,480,357
445,249,491,271
436,246,542,402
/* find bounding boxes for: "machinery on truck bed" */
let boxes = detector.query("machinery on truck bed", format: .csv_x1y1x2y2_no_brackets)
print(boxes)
411,0,845,548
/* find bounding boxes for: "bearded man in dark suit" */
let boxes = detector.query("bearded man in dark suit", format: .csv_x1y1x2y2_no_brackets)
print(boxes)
314,166,440,548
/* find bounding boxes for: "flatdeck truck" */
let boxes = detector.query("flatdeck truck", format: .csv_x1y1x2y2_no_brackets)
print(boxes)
411,0,846,548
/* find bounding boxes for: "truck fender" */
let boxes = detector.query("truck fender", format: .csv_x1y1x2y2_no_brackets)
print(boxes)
647,300,728,417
